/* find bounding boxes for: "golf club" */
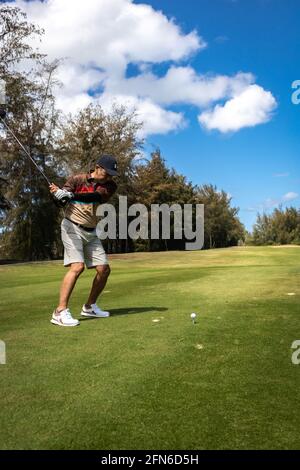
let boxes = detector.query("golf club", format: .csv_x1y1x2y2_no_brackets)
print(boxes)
0,107,51,186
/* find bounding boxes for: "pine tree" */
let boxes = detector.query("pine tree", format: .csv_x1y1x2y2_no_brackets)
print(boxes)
0,5,61,260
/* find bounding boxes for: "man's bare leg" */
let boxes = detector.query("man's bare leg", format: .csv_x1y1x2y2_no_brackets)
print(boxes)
85,265,111,307
56,262,85,312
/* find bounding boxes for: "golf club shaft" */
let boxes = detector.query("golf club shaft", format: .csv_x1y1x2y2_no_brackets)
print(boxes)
0,116,51,185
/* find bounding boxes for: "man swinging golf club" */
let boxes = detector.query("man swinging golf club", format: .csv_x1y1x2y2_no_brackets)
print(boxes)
50,155,118,326
0,106,117,326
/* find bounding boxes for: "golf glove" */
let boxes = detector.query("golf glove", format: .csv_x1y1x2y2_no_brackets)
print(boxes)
53,188,74,201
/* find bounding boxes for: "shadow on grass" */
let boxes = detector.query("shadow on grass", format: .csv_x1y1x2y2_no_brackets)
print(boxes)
79,306,168,320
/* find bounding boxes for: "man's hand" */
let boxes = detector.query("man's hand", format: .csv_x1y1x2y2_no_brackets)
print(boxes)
49,183,60,194
49,184,74,206
53,188,74,201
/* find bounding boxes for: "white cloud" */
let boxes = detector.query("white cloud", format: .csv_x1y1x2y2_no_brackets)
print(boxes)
15,0,203,74
55,64,106,97
9,0,204,135
98,93,186,137
264,197,280,209
56,93,94,115
273,172,290,178
282,192,298,202
6,0,277,136
198,85,277,133
106,68,255,107
246,192,299,212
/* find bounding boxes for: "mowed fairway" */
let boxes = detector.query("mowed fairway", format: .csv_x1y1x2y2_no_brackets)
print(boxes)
1,246,300,450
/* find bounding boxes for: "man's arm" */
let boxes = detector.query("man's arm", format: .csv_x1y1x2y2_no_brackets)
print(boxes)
62,175,77,193
72,181,117,203
72,192,102,203
96,181,118,203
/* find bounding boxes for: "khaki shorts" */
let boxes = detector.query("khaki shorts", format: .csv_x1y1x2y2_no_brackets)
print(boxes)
61,218,108,268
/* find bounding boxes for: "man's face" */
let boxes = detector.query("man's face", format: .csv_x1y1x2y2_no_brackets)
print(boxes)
93,165,112,182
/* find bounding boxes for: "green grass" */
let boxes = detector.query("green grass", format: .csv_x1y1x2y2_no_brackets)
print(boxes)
1,246,300,449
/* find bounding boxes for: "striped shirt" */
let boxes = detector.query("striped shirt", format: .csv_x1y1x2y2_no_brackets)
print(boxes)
63,173,117,228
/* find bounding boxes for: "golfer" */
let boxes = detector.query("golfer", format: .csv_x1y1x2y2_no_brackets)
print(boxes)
49,154,118,326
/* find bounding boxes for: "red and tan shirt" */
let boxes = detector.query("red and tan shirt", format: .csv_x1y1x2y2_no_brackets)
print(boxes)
63,173,117,228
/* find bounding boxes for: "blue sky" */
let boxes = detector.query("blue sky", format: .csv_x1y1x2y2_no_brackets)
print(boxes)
10,0,300,231
132,0,300,231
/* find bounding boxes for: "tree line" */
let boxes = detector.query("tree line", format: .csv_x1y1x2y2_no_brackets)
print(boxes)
1,5,294,261
247,207,300,246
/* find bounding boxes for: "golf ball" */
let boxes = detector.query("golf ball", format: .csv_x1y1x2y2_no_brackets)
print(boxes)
191,313,196,320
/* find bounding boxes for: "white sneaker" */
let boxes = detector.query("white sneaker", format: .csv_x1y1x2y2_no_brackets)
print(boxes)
50,308,80,327
81,303,110,318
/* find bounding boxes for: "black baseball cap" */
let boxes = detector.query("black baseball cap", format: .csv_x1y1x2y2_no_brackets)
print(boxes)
96,154,118,176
